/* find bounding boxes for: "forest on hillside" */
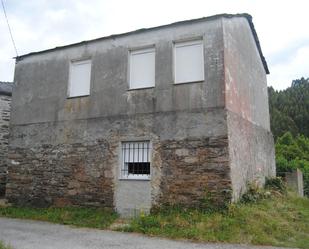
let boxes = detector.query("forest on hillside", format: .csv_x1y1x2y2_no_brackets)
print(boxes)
268,77,309,196
268,77,309,140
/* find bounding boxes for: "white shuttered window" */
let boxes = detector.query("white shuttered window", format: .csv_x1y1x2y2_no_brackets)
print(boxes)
68,60,91,97
174,40,204,84
129,48,155,89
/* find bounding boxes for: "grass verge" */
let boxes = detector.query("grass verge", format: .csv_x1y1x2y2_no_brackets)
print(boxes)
120,192,309,249
0,241,13,249
0,206,118,229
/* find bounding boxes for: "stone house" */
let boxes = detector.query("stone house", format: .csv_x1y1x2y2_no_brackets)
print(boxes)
0,82,13,197
6,13,275,216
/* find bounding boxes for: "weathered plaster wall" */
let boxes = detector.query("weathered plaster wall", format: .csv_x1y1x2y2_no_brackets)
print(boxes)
223,17,275,200
223,17,270,130
0,95,11,196
11,18,225,125
227,112,275,200
115,180,151,216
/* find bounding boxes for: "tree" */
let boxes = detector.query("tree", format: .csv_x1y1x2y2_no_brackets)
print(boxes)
268,77,309,140
275,132,309,196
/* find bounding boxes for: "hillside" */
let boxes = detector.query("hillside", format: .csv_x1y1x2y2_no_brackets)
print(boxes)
268,77,309,197
268,77,309,140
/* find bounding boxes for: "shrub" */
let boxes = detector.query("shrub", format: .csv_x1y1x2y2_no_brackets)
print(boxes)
265,177,286,193
241,178,286,204
0,241,13,249
241,183,268,203
275,132,309,196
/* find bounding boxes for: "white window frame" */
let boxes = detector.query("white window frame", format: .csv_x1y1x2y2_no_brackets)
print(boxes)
173,39,205,84
128,47,155,90
67,59,92,98
119,141,151,180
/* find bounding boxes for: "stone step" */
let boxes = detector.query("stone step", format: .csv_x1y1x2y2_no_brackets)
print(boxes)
109,218,130,230
0,198,11,207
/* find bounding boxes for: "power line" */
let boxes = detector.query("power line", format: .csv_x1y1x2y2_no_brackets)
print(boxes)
1,0,18,56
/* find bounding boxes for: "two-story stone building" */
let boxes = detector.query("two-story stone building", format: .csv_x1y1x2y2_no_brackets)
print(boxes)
0,81,13,197
6,13,275,216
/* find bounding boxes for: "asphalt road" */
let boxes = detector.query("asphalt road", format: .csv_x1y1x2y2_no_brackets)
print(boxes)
0,217,292,249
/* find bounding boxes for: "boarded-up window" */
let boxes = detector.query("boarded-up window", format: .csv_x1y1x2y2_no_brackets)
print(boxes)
129,48,155,89
68,60,91,97
174,40,204,84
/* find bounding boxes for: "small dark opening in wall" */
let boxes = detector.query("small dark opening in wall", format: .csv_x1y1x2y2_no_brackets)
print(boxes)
127,162,150,175
0,177,6,197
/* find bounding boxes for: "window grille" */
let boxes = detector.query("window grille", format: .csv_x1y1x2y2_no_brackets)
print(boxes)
121,141,151,179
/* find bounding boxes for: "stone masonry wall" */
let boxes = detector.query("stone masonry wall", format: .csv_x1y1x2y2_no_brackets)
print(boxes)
6,134,232,210
6,108,228,210
0,95,11,196
157,136,232,208
6,139,115,207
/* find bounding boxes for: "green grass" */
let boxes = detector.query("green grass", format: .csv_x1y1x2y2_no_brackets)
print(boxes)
0,206,118,229
0,191,308,248
121,192,309,248
0,241,13,249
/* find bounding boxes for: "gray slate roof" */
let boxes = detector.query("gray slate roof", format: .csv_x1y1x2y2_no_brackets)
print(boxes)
0,82,13,96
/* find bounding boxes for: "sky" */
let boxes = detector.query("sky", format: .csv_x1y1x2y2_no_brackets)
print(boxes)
0,0,308,90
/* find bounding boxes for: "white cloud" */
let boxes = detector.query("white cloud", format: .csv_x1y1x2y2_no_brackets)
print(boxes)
267,45,309,89
0,0,308,89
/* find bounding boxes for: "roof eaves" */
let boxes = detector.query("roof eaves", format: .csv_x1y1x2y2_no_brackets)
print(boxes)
240,14,270,74
15,13,269,74
0,82,14,96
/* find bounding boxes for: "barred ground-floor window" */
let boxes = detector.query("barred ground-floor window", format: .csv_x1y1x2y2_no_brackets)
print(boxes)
120,141,151,180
